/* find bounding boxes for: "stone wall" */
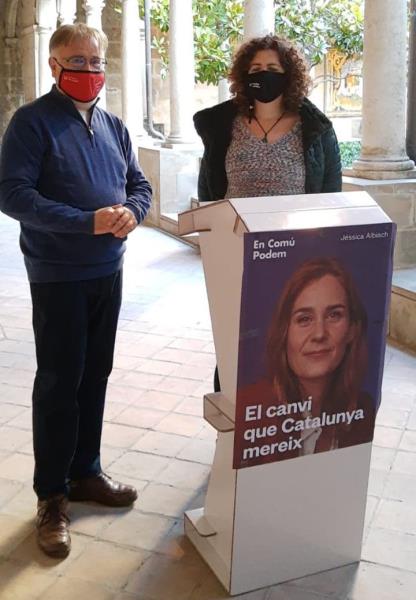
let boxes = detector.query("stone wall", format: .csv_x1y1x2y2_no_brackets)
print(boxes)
0,9,24,140
102,0,122,117
390,284,416,352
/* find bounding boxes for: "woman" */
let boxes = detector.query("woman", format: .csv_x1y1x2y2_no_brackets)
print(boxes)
236,258,375,466
194,34,342,204
194,35,342,392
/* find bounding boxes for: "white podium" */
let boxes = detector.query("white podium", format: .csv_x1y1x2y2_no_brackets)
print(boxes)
178,192,395,595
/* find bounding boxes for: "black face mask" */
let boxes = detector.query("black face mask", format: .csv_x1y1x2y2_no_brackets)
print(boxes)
245,70,287,104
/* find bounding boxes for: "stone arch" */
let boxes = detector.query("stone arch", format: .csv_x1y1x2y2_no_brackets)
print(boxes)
7,0,58,103
0,0,120,135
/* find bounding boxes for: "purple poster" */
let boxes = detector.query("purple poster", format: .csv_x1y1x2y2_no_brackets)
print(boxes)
233,222,396,469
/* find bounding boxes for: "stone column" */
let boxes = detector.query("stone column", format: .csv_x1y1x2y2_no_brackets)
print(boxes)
218,78,231,103
407,0,416,162
18,26,38,101
165,0,196,146
1,35,24,134
57,0,77,25
83,0,106,109
121,0,149,143
344,0,416,267
36,0,56,97
83,0,105,30
243,0,274,41
350,0,415,178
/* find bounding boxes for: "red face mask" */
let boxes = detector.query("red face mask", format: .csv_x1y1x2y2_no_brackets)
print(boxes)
57,62,105,103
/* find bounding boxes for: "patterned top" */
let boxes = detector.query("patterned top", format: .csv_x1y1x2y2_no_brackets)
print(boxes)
224,117,305,199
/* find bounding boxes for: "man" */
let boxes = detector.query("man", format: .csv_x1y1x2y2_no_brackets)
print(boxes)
0,24,152,558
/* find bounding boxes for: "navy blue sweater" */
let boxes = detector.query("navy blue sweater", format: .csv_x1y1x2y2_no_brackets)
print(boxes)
0,86,152,282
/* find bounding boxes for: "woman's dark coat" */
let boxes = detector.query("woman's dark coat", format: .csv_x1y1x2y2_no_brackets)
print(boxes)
193,98,342,202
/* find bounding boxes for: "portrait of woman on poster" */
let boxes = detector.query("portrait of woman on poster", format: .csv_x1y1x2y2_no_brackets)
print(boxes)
193,34,342,392
269,257,375,455
239,257,376,461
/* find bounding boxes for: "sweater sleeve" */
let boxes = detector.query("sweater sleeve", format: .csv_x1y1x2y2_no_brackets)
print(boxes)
0,113,94,234
321,127,343,193
121,125,152,224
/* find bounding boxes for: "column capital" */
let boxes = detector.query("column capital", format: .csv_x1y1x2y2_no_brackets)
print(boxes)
83,0,105,27
36,0,57,27
83,0,105,12
57,0,77,25
36,25,54,35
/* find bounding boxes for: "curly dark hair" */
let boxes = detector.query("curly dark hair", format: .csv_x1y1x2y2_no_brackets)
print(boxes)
229,35,312,115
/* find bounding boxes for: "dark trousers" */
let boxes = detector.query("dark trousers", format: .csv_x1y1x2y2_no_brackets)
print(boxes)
30,271,122,499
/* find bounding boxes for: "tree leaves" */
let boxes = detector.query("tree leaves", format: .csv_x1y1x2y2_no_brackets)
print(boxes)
135,0,363,84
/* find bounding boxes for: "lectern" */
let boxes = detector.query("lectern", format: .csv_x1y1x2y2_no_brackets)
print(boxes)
178,192,395,595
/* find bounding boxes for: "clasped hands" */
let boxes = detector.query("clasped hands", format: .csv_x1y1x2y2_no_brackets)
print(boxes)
94,204,137,238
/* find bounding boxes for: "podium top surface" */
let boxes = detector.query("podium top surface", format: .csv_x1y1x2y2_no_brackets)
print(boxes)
178,191,392,236
229,191,376,213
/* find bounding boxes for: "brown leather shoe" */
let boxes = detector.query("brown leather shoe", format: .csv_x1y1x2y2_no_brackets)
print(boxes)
69,472,138,507
36,494,71,558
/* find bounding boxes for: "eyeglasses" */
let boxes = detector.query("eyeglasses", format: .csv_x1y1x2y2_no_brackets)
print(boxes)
59,56,108,71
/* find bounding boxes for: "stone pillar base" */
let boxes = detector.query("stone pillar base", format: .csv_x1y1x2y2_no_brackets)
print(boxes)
138,145,201,229
390,271,416,353
344,167,416,180
162,141,199,150
342,175,416,268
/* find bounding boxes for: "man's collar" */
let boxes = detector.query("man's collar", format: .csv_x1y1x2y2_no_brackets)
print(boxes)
49,84,100,117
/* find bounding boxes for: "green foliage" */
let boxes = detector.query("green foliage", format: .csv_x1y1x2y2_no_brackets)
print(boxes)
137,0,244,84
193,0,244,85
274,0,363,66
339,140,361,168
319,0,364,57
274,0,330,66
135,0,363,84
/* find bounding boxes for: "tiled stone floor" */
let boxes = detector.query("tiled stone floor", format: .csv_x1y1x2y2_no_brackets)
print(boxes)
0,213,415,600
